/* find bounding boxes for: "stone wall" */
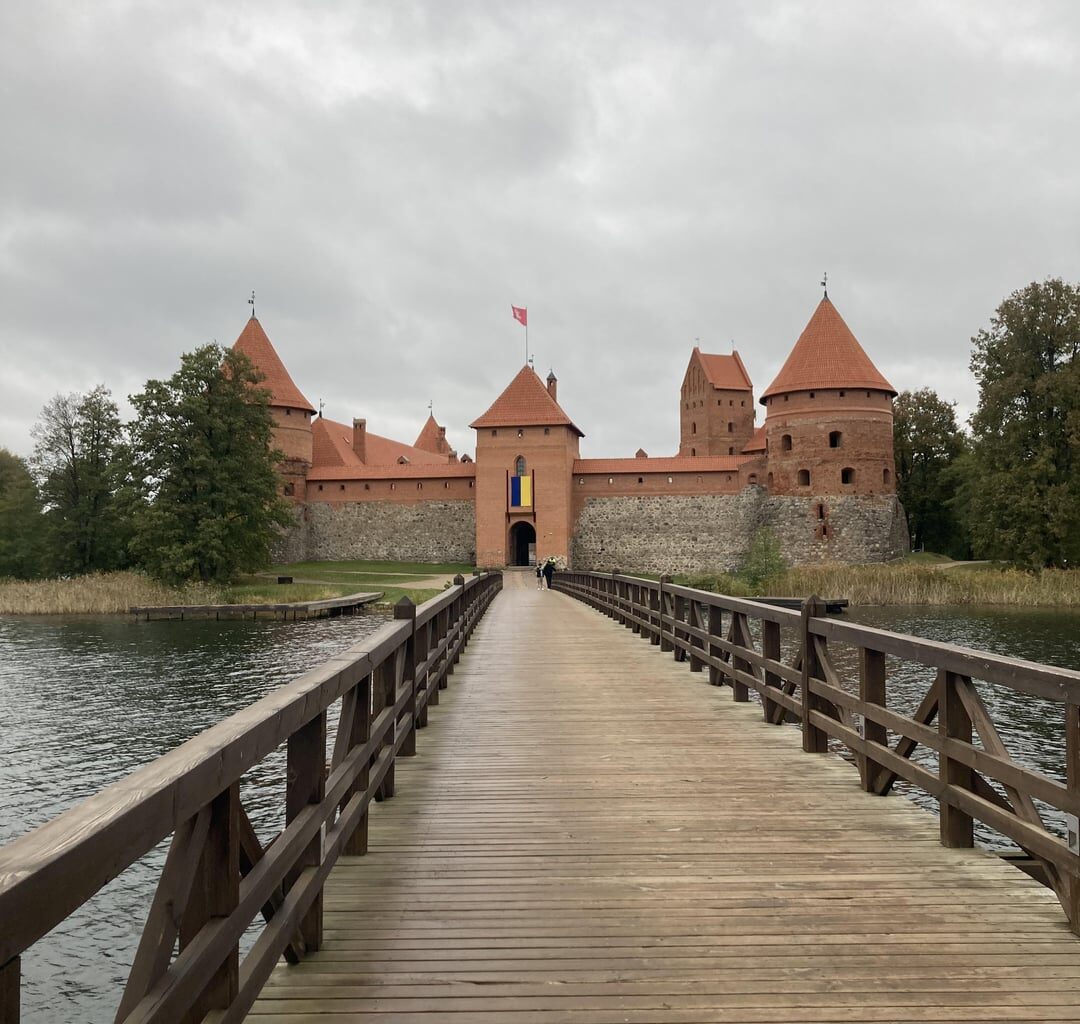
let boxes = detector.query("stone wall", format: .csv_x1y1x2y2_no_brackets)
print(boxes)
571,488,908,573
271,505,308,564
305,500,475,563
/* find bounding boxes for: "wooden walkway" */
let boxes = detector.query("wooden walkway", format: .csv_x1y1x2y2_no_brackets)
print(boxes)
250,572,1080,1023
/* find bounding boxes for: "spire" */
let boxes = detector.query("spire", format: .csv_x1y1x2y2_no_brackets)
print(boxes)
760,297,894,402
231,317,315,412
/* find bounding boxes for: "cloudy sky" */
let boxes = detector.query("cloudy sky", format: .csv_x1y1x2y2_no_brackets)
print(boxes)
2,1,1078,460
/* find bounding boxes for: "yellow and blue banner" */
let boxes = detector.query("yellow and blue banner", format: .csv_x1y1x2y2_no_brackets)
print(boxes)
510,474,532,507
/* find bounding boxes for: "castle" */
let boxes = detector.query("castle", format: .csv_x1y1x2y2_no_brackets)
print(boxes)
233,296,909,572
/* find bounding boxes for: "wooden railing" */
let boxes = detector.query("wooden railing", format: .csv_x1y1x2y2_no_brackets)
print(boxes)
553,570,1080,934
0,571,502,1024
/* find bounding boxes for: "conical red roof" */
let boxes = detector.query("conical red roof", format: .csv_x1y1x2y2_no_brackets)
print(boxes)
470,365,584,436
232,316,315,413
761,298,895,402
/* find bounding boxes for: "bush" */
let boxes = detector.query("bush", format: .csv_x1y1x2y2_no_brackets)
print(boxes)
737,529,787,590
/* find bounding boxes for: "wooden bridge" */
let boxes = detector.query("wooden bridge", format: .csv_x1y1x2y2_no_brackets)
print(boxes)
2,569,1080,1022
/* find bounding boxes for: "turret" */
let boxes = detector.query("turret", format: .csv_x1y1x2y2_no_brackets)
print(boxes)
678,348,755,457
761,298,896,497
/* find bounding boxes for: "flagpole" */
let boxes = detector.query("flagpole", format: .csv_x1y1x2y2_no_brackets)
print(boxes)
525,321,528,367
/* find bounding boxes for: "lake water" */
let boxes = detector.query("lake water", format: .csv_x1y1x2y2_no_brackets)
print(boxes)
2,603,1079,1021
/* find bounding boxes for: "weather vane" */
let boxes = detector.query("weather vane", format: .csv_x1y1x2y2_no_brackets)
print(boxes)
821,272,828,299
428,399,433,414
318,398,324,419
528,353,535,369
248,290,256,317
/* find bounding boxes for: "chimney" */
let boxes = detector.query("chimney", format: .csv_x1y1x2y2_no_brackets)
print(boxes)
546,369,558,401
352,418,367,463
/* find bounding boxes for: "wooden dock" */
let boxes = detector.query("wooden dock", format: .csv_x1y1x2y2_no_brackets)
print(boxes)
249,572,1080,1023
129,590,382,621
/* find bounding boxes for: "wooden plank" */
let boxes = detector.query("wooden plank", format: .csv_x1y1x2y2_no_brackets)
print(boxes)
251,572,1080,1022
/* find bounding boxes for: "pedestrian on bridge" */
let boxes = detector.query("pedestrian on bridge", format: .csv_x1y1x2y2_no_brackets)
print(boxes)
536,562,544,590
542,558,555,590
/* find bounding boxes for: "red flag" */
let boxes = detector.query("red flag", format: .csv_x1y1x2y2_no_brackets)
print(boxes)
511,305,528,327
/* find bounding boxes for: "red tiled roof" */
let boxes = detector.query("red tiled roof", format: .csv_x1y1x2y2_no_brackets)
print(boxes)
413,414,442,452
761,298,895,401
574,455,753,474
741,425,767,453
312,416,452,470
696,348,753,391
231,317,315,412
470,365,584,436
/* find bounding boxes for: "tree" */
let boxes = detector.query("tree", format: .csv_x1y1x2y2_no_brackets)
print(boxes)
963,278,1080,568
739,527,787,589
0,448,48,578
893,388,969,557
30,386,129,574
127,345,292,583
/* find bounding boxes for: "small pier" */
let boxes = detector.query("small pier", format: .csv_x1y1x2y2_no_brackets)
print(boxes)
129,590,382,621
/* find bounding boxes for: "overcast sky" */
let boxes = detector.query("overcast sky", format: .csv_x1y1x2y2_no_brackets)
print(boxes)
2,1,1078,461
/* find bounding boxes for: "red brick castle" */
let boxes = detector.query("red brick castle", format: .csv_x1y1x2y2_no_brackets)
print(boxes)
233,296,908,571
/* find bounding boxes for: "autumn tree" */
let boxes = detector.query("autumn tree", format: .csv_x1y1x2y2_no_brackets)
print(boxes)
962,278,1080,568
0,448,48,578
30,386,129,574
892,388,968,557
127,345,291,583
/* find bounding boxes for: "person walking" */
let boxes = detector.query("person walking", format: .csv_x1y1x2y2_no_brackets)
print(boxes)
542,558,555,591
535,561,544,590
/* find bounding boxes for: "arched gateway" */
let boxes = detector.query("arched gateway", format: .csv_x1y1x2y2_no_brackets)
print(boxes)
508,521,536,566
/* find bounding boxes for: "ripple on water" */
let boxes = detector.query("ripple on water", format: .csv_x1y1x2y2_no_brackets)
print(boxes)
0,611,387,1024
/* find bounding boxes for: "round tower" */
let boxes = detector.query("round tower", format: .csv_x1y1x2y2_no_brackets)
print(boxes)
762,298,897,497
232,316,314,500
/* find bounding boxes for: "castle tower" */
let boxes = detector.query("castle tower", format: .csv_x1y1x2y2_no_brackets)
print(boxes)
761,297,897,497
413,412,458,461
232,316,315,500
678,348,755,456
470,365,583,567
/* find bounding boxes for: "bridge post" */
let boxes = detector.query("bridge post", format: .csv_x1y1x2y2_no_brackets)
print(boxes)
859,647,888,792
416,618,431,729
689,600,704,672
396,598,418,757
706,604,724,686
0,957,18,1024
800,596,828,753
939,670,974,848
648,581,661,645
1067,702,1080,934
374,654,397,801
659,576,673,652
286,711,327,951
761,619,781,718
180,782,240,1022
343,674,373,856
672,592,687,663
451,575,466,672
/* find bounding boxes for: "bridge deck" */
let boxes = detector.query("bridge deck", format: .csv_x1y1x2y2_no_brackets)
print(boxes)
250,573,1080,1022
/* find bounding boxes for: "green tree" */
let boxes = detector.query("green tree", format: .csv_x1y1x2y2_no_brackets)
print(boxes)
0,448,48,578
739,527,787,590
893,388,969,557
128,345,291,583
30,386,129,574
963,278,1080,568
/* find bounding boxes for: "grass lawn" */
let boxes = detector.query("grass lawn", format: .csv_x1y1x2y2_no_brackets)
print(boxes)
263,558,477,608
271,559,474,577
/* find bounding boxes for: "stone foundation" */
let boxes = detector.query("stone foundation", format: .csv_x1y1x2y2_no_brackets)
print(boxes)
571,488,908,573
305,500,475,563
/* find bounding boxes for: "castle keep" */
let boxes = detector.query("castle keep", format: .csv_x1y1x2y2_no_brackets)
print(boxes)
236,297,909,571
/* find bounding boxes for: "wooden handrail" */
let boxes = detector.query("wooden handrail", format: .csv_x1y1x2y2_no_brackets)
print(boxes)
0,571,502,1024
552,569,1080,935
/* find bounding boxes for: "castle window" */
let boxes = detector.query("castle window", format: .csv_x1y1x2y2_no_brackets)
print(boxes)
579,477,585,484
444,481,449,488
691,448,696,456
729,400,733,407
781,434,792,451
318,484,323,491
469,481,474,488
829,431,842,448
717,399,722,406
340,484,345,491
390,483,395,490
364,483,370,490
667,476,673,484
515,456,527,476
491,429,497,436
417,482,423,490
841,467,855,484
749,474,757,484
544,427,550,435
283,482,295,496
883,468,892,485
637,477,643,484
727,422,733,433
809,392,815,399
783,395,789,402
517,429,524,438
608,477,613,485
691,422,697,435
839,390,846,398
728,447,734,455
741,400,746,407
817,503,825,520
798,469,811,487
286,408,291,415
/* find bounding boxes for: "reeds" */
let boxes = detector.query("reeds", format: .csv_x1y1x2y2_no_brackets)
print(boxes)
0,572,224,615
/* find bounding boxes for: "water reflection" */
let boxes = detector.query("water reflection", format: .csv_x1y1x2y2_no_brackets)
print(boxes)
0,612,385,1024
